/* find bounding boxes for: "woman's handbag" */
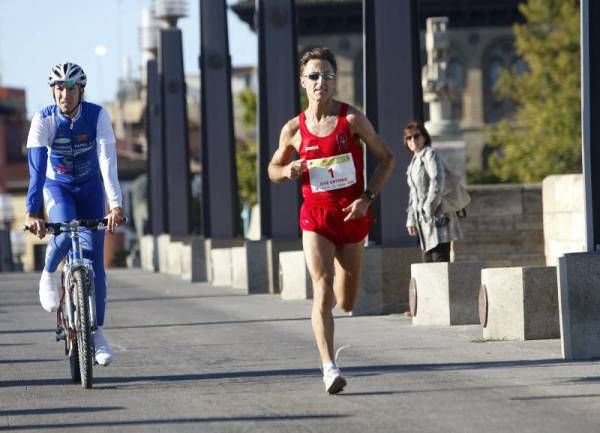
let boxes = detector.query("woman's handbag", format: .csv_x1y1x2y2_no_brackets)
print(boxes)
441,166,471,214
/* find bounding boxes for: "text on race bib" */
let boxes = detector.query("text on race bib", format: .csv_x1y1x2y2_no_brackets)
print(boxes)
307,153,357,192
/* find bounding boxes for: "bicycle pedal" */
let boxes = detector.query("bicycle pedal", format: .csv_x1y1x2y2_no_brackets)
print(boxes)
55,328,66,341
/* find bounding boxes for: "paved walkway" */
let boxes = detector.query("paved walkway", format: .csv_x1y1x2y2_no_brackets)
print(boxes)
2,269,600,432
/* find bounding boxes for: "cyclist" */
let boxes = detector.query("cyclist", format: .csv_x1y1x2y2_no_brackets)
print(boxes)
25,62,124,366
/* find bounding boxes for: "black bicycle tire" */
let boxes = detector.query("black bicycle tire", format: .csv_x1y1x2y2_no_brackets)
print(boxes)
69,338,81,383
62,271,81,383
73,269,93,389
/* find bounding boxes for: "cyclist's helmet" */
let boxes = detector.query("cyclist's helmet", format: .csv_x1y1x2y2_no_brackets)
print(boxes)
47,62,87,88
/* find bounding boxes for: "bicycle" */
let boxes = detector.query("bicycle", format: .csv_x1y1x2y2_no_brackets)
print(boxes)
25,218,121,389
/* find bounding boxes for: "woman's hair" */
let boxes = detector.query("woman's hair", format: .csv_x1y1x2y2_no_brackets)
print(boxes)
403,121,432,150
299,47,337,74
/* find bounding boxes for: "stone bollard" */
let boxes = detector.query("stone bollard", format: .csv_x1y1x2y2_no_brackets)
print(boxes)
210,239,245,287
353,246,421,316
181,237,210,282
480,266,559,340
140,235,157,272
279,250,312,300
167,241,184,275
410,262,483,325
157,234,171,273
558,253,600,360
231,241,269,294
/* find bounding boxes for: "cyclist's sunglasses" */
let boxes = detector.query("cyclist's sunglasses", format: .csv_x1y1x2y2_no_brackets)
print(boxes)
53,80,78,90
304,71,336,81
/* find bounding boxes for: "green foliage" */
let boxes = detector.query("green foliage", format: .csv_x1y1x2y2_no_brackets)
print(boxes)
236,89,258,207
237,88,256,131
236,139,257,206
486,0,581,183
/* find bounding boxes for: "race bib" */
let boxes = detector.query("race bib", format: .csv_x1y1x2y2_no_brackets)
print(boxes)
307,153,357,192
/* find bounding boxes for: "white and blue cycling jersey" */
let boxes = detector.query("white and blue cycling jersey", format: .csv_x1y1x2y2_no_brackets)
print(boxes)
25,101,122,215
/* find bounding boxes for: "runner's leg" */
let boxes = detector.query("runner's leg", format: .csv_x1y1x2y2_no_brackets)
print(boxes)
333,241,365,312
303,230,336,364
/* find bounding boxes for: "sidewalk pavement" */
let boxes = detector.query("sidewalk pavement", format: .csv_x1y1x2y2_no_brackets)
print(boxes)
2,269,600,433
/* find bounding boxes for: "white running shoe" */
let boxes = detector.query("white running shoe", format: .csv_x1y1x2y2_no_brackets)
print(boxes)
39,270,60,312
93,327,114,366
323,366,347,394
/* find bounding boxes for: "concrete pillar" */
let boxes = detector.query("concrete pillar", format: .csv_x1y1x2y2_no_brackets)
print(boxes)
200,0,240,239
363,0,422,246
146,59,167,236
159,28,191,236
256,0,300,239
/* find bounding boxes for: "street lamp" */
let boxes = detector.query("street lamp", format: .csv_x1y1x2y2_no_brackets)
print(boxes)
94,44,107,103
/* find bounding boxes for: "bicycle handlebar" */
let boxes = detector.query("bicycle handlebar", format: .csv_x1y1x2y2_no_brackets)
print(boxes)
23,217,127,235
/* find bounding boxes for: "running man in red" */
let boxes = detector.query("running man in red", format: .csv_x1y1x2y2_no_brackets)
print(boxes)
268,47,395,394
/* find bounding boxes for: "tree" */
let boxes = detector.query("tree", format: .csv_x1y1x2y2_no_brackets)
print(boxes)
486,0,580,183
236,89,258,207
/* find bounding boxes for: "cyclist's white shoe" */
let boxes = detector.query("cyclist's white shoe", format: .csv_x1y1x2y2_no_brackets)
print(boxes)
323,365,347,394
93,327,114,366
39,270,60,312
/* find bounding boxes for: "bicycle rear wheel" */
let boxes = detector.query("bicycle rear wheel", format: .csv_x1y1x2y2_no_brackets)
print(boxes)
73,268,93,389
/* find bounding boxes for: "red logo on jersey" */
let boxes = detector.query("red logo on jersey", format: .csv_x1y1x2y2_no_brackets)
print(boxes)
336,133,348,152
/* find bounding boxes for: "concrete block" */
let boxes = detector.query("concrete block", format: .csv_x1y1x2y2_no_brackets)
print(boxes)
211,248,232,286
353,246,421,316
157,234,171,273
558,253,600,360
181,237,209,282
279,250,312,300
167,241,183,275
209,239,244,287
481,266,559,341
411,262,483,326
266,239,302,294
230,241,269,294
140,235,157,272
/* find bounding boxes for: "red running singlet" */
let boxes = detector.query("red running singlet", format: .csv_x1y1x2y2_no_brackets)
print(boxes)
298,103,370,245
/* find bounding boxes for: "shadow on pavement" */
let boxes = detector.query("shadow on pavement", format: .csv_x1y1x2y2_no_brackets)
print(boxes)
0,358,576,389
0,358,60,364
0,406,124,416
108,316,313,330
0,414,347,431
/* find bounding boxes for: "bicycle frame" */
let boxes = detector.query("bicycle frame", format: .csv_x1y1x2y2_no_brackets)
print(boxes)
61,220,98,340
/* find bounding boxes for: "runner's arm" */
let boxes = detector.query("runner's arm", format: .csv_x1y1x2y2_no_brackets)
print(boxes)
268,119,304,183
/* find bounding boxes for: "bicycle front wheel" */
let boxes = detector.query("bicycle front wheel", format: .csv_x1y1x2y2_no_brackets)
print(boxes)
73,268,93,389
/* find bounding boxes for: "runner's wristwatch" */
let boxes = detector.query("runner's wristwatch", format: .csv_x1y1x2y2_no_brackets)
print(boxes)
363,189,376,201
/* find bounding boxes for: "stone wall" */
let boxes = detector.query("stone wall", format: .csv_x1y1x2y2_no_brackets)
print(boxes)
542,174,585,266
454,184,545,267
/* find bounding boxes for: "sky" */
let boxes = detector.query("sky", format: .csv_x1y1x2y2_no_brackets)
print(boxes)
0,0,257,118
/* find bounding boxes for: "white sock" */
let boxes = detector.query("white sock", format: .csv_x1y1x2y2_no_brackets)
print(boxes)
323,361,337,372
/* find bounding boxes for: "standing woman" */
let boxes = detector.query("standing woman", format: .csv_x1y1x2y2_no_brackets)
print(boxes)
404,121,462,262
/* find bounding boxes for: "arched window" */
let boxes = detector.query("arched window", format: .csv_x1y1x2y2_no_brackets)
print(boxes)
483,38,522,123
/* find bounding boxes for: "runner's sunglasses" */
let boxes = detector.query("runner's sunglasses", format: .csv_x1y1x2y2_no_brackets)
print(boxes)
303,71,336,81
